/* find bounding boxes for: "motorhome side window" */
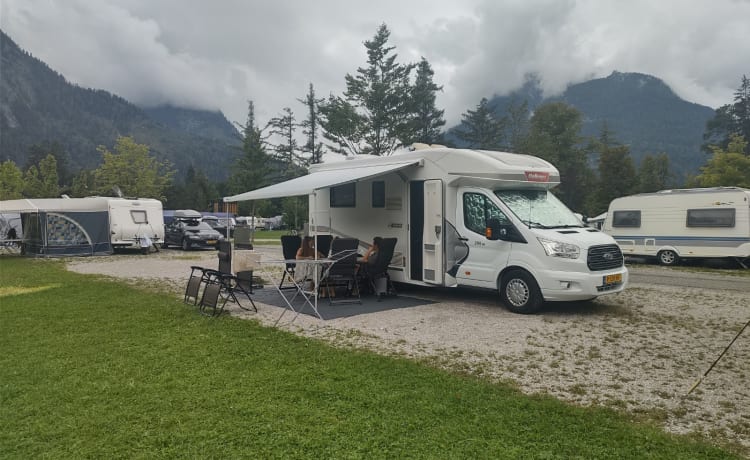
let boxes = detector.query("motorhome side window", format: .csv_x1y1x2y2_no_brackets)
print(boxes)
612,210,641,228
130,210,148,224
330,183,356,207
372,181,385,208
686,208,735,227
463,193,509,235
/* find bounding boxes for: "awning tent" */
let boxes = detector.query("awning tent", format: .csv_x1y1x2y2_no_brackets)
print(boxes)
0,198,113,257
223,160,421,202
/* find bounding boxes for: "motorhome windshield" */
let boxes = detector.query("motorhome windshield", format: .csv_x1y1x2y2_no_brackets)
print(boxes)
495,190,582,228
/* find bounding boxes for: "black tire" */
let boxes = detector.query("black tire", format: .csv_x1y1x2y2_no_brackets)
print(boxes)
500,269,544,314
658,250,679,266
182,238,192,251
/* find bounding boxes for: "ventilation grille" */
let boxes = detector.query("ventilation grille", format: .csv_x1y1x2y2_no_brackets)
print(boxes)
587,244,624,271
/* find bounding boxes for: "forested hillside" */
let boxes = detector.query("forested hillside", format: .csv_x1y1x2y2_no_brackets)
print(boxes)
0,31,239,181
480,72,715,179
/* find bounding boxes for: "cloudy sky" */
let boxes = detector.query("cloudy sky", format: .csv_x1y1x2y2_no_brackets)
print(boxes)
2,0,749,128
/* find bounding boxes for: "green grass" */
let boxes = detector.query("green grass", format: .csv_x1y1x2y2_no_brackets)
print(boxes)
0,258,739,459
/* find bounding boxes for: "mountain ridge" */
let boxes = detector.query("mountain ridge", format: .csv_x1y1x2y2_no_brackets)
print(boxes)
0,30,240,181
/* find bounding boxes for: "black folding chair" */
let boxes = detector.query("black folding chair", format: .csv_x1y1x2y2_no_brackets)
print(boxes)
215,241,257,312
364,238,398,301
324,238,361,305
279,235,301,290
199,270,229,316
184,265,210,305
313,234,333,257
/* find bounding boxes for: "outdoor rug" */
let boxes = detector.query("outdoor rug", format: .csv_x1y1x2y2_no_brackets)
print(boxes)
250,287,435,320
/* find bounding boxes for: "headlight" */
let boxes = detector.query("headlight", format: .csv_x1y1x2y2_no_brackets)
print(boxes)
538,238,580,259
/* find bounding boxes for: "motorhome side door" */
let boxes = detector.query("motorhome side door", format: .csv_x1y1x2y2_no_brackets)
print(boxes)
422,179,444,284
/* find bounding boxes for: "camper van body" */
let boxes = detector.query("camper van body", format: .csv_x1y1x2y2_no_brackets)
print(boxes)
304,147,627,313
602,187,750,265
106,198,165,249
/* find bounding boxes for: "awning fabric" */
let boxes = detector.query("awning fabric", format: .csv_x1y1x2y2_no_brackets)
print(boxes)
224,160,420,202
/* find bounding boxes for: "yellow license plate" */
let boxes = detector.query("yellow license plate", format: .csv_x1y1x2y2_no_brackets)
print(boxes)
206,240,217,245
603,273,622,285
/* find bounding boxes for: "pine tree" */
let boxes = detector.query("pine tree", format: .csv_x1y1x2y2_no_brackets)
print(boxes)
230,101,271,194
267,107,304,178
505,98,530,152
298,83,325,164
636,153,671,192
403,57,445,146
591,125,636,214
321,24,415,156
455,98,505,149
703,75,750,155
523,102,592,212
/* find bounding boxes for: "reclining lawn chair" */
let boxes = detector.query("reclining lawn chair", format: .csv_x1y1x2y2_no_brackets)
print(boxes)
279,235,302,290
199,269,229,316
364,237,398,301
184,265,210,305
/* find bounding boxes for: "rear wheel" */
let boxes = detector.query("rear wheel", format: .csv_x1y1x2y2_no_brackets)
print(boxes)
182,238,192,251
500,269,543,314
658,250,678,266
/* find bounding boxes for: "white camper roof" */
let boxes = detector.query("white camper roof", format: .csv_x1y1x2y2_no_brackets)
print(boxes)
224,160,422,202
0,197,110,213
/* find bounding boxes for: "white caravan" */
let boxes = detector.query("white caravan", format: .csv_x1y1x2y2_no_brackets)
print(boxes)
602,187,750,267
225,146,628,313
106,197,165,249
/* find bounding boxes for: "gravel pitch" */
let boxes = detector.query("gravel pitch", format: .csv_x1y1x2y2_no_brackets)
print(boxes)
66,247,750,452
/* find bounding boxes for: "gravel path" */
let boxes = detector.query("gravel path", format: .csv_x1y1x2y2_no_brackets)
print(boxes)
66,248,750,453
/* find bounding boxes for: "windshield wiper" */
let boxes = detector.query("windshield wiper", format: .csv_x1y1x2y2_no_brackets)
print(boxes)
524,221,552,229
547,224,585,229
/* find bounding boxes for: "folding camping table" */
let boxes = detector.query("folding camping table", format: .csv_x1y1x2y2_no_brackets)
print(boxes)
271,257,334,325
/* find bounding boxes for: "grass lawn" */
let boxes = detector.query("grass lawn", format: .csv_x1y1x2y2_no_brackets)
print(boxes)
0,257,739,459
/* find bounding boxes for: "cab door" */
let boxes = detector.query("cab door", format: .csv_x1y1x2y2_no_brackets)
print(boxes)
422,180,444,284
455,188,513,287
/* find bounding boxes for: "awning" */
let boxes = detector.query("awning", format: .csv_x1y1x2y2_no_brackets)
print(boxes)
224,160,420,202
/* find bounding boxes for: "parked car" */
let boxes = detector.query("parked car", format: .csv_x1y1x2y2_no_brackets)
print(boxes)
201,215,235,237
163,210,224,250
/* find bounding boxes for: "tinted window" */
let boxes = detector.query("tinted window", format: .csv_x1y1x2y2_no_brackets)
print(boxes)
330,183,356,207
686,208,735,227
612,210,641,228
372,181,385,208
463,192,510,235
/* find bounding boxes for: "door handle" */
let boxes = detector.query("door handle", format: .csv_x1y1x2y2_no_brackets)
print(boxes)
458,237,469,241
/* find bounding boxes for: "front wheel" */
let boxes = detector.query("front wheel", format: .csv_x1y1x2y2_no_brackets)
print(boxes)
500,269,544,314
182,238,192,251
658,250,679,266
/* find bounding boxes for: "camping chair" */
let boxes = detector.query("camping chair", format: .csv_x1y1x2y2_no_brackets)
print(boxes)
199,270,229,316
313,234,333,257
323,238,361,305
184,265,210,305
279,235,302,290
364,237,398,301
219,272,257,312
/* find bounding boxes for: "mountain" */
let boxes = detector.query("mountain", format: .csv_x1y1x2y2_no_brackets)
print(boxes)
140,105,239,144
451,72,716,180
0,30,240,181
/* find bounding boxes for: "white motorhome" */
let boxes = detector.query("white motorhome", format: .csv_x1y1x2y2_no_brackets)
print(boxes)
602,187,750,267
106,197,165,249
225,145,628,313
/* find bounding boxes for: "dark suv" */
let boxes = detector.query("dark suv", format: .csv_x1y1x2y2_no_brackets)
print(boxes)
164,210,223,250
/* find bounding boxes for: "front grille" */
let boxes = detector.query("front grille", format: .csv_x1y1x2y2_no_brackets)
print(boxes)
587,244,624,271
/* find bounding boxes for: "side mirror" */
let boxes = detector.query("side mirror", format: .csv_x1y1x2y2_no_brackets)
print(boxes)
486,218,527,243
486,218,504,241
